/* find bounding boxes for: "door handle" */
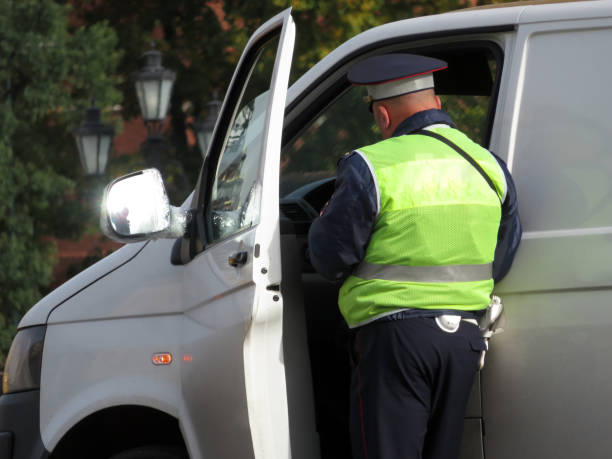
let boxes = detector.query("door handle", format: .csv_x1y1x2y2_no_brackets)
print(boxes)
228,251,248,267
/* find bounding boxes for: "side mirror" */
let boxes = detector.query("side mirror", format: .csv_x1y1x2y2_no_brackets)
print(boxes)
100,168,189,243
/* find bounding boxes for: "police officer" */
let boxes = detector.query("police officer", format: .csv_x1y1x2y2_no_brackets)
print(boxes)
307,54,521,459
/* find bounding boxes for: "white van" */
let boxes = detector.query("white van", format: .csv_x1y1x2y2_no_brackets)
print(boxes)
3,1,612,458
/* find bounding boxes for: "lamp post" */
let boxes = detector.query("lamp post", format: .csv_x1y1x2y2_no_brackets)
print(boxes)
131,43,176,168
194,92,222,158
73,102,115,176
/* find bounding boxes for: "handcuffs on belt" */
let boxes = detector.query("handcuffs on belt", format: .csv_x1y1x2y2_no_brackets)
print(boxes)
435,296,505,370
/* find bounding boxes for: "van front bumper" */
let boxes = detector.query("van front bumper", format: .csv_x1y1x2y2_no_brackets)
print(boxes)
0,389,49,458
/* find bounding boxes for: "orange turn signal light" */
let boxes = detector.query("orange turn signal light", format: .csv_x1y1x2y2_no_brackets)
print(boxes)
152,353,173,366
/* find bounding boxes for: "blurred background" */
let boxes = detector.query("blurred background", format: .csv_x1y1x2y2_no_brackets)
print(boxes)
0,0,513,368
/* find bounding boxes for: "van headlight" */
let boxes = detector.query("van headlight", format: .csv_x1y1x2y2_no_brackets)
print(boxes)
2,326,46,394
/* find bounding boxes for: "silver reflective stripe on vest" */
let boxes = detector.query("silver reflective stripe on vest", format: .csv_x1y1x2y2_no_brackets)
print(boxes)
354,149,381,216
353,262,493,283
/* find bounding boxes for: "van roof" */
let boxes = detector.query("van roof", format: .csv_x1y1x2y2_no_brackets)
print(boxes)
464,0,594,12
287,0,609,119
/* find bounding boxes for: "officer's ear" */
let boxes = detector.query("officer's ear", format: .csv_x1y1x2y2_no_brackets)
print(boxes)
373,102,391,132
435,95,441,110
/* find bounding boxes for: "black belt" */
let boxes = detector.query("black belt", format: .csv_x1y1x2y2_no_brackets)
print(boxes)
374,308,483,324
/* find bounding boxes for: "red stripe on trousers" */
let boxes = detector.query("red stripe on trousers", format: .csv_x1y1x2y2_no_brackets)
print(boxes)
357,332,369,459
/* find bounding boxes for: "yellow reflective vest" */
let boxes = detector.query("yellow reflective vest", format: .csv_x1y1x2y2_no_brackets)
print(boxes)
339,127,506,328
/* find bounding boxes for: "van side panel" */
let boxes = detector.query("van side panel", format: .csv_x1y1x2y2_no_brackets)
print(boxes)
40,316,182,451
42,233,258,458
485,18,612,458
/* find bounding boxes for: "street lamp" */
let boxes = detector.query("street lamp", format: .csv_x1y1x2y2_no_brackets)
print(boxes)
132,43,176,126
132,43,176,167
73,102,114,175
194,92,222,158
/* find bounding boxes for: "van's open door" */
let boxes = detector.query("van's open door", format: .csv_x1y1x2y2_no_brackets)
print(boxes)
179,10,295,459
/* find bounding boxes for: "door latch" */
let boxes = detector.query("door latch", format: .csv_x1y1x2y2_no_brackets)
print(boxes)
228,251,248,267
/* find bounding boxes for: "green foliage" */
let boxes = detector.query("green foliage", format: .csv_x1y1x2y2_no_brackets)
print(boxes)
0,0,121,368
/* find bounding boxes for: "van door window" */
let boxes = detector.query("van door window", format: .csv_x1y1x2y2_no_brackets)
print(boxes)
512,27,612,232
281,44,500,202
206,35,280,243
281,89,377,198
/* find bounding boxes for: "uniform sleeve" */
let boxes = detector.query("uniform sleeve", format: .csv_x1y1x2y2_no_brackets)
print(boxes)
307,153,378,281
492,153,522,282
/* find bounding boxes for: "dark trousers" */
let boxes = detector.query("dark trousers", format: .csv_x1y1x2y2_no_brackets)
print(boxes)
350,317,484,459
